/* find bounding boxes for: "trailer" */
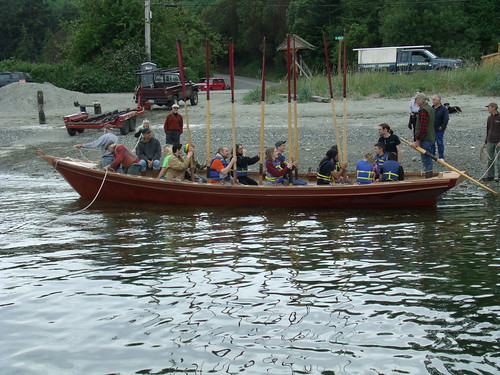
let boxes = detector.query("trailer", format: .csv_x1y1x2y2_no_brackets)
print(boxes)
63,106,145,136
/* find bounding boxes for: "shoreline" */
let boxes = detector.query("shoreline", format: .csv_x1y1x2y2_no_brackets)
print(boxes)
0,83,495,178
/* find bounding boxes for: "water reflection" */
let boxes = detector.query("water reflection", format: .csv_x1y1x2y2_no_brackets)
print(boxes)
0,174,498,374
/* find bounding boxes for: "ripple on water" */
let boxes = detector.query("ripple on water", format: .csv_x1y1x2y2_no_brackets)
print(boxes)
0,174,499,374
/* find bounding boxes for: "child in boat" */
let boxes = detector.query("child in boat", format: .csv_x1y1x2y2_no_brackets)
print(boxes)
374,142,388,179
265,146,297,185
317,148,348,185
157,145,172,179
356,153,376,184
380,152,401,182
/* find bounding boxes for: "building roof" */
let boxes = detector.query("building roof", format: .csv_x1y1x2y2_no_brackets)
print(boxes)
276,34,316,52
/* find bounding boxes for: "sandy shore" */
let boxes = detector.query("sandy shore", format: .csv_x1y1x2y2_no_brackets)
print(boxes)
0,82,495,178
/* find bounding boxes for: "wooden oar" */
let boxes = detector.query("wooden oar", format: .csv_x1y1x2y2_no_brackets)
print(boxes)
229,38,238,184
323,33,342,158
292,35,299,179
176,39,193,181
400,137,500,196
205,39,211,182
259,37,266,185
341,29,348,164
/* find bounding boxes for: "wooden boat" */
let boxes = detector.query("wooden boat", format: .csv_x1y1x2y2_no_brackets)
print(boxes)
38,153,465,208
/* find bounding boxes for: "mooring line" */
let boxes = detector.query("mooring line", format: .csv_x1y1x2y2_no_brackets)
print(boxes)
1,168,109,235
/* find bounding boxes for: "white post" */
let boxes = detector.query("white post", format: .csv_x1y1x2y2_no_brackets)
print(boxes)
145,0,151,59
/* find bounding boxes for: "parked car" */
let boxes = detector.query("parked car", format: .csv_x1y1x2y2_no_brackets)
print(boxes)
195,77,229,91
0,71,33,88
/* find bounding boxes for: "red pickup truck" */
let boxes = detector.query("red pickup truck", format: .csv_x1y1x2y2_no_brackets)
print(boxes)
195,77,229,91
134,66,198,109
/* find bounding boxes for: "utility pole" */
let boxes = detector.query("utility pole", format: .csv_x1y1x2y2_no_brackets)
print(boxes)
145,0,151,60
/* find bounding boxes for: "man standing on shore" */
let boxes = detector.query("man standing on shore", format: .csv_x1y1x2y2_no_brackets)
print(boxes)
163,104,183,145
432,95,449,161
74,124,118,167
482,102,500,182
410,93,435,178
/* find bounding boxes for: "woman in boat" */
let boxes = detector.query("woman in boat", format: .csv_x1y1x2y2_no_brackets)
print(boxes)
265,146,296,185
157,145,173,180
134,119,151,138
233,143,259,185
183,144,207,183
317,148,347,185
356,153,376,184
166,143,193,181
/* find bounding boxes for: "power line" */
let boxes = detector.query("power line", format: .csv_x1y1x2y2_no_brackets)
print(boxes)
149,0,467,7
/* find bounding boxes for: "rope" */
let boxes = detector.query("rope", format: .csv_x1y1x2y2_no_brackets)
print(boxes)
477,144,500,181
72,168,109,213
1,163,109,235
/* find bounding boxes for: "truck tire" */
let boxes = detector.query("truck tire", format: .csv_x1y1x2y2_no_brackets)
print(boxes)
77,128,84,133
129,117,137,132
120,120,129,135
67,128,77,136
190,92,198,106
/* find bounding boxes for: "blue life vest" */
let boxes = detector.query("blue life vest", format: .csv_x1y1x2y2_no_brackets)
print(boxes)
381,160,400,181
266,161,285,184
356,160,375,184
209,156,229,181
374,153,388,168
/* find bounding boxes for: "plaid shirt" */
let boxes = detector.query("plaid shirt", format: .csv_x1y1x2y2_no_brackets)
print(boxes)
416,108,429,141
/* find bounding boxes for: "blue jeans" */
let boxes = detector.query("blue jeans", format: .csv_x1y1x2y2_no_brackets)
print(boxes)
102,155,114,167
420,140,435,171
432,130,445,159
139,159,161,172
126,163,141,175
486,142,500,178
292,179,307,185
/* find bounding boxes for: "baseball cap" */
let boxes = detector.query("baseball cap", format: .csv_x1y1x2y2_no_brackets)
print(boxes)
275,140,286,148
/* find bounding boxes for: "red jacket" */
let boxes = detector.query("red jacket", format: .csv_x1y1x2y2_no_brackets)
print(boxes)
109,145,140,171
163,113,183,134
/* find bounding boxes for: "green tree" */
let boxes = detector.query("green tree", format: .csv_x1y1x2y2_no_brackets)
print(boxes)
63,0,144,64
0,0,52,61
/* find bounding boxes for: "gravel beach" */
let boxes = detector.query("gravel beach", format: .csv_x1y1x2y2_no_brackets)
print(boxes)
0,82,495,179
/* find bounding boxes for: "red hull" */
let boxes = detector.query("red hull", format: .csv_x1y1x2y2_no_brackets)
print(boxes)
39,155,464,208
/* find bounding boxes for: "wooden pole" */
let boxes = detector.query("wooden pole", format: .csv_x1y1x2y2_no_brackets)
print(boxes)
292,35,299,166
176,39,193,180
259,37,266,185
37,91,46,124
205,39,211,182
400,137,500,196
286,34,293,162
323,33,341,158
229,38,237,184
341,29,348,164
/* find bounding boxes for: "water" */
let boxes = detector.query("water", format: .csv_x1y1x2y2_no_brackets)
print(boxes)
0,173,498,375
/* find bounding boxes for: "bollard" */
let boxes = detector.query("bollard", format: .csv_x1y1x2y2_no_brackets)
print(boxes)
93,101,102,114
37,91,46,124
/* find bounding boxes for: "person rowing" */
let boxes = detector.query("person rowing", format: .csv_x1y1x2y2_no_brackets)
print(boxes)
265,146,297,185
